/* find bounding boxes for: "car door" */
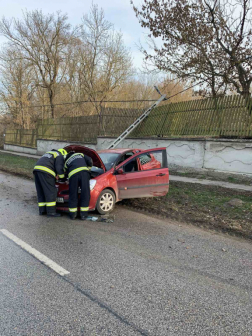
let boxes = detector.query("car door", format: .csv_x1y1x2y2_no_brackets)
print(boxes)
115,148,169,199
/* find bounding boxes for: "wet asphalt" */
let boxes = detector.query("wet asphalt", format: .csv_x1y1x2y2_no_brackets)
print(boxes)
0,171,252,336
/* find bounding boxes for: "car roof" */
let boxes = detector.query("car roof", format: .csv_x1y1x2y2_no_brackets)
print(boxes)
97,148,139,154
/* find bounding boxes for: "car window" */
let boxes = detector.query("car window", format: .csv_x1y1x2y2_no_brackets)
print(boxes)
139,154,152,165
117,152,134,165
150,151,164,168
123,158,138,172
121,150,166,173
98,153,120,170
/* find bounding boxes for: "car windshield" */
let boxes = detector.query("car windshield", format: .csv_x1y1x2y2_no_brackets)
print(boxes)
98,153,120,170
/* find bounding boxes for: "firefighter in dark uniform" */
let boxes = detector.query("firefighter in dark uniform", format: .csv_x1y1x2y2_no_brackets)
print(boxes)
64,152,93,220
33,148,67,217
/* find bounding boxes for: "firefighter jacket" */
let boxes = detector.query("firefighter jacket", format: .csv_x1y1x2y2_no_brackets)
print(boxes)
64,153,93,179
33,150,65,178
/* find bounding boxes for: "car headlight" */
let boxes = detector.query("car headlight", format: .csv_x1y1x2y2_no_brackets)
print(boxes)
89,179,97,190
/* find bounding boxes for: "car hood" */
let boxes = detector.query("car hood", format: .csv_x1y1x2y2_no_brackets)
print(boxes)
64,145,106,171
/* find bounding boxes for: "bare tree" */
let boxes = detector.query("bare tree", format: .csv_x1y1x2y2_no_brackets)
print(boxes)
0,48,35,128
76,4,133,113
132,0,252,97
0,10,76,118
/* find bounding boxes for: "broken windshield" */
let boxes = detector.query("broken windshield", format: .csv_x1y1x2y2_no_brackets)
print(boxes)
98,153,120,170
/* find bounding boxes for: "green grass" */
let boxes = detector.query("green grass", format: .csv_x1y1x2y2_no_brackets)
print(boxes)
170,170,252,185
0,153,37,178
227,176,242,184
168,182,252,215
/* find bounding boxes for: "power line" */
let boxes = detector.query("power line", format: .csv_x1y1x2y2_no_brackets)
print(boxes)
164,79,206,101
23,99,158,109
1,77,207,110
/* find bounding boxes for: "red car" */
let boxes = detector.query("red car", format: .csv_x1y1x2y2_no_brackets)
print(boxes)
56,145,169,214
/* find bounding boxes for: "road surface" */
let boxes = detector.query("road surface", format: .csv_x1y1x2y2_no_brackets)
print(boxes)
0,171,251,335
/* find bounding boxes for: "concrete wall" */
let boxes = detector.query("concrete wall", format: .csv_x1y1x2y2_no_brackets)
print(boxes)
36,139,96,155
4,144,37,155
4,137,252,176
97,137,205,170
96,137,252,176
204,141,252,175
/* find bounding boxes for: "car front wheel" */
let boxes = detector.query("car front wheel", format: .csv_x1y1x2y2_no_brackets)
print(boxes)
96,189,115,214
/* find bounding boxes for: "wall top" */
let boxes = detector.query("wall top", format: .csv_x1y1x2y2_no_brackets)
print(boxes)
97,136,252,143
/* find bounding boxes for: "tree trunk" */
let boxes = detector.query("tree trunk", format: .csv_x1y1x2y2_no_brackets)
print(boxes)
48,88,55,119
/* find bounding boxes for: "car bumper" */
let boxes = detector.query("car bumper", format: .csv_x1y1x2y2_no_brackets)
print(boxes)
56,188,100,212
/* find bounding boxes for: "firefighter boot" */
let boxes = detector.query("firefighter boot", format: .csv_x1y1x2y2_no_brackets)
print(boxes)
47,205,61,217
69,212,77,220
39,209,46,216
80,212,88,220
47,212,61,217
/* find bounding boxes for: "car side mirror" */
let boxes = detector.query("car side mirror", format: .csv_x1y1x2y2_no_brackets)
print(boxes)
117,168,124,175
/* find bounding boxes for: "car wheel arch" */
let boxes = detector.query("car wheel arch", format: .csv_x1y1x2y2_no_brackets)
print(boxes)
96,188,116,215
100,187,116,198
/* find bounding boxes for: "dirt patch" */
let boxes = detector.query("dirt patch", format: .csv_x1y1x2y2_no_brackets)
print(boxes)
121,181,252,240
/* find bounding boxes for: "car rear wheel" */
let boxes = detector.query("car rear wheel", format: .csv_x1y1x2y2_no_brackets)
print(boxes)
96,189,115,214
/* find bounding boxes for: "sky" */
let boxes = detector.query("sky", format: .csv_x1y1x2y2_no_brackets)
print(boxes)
0,0,149,70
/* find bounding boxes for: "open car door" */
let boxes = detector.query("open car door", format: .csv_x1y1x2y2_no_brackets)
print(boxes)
115,148,169,199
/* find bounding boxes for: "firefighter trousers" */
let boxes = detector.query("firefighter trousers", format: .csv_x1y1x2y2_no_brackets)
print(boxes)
69,170,90,216
34,171,57,214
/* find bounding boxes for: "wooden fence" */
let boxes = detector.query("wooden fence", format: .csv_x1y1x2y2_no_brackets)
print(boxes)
4,95,252,148
5,129,37,148
132,95,252,138
37,115,99,143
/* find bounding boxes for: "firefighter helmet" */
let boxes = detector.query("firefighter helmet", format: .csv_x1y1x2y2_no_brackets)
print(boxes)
58,148,68,158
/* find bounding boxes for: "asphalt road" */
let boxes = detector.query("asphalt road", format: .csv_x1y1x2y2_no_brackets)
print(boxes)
0,171,251,336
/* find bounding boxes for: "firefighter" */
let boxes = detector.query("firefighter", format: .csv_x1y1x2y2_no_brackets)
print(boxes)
33,148,67,217
64,152,93,220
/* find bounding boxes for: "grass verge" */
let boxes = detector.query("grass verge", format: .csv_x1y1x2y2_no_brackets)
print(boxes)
122,182,252,240
0,153,36,179
170,169,252,185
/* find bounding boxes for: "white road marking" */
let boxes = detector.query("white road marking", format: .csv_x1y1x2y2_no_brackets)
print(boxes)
0,229,70,276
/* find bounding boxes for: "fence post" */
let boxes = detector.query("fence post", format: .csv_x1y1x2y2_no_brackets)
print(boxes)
98,105,105,136
157,103,171,137
210,97,222,136
217,96,229,137
245,94,252,137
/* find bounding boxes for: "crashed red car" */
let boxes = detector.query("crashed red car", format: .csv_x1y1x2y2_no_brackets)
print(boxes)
56,145,169,214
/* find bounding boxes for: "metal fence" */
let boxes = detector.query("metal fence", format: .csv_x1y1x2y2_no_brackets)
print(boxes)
4,95,252,148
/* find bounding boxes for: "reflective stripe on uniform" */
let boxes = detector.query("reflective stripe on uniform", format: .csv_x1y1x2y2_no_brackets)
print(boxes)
46,202,56,206
34,166,56,177
64,153,84,169
58,174,65,178
46,151,59,158
38,202,46,207
69,208,77,212
68,167,89,178
80,207,89,211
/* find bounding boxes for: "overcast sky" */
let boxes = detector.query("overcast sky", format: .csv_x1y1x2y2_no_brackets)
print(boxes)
0,0,148,70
